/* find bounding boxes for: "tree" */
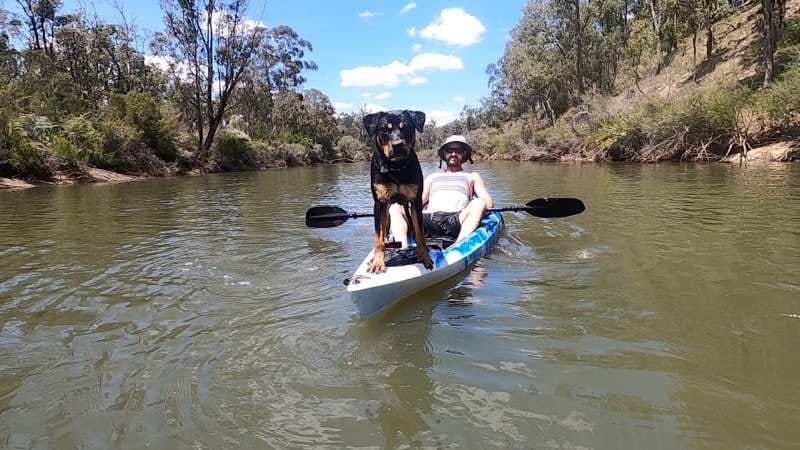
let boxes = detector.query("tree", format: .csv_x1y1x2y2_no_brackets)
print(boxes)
157,0,266,161
230,24,316,139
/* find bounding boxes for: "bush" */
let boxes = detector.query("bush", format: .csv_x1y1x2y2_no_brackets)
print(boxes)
213,129,259,171
754,67,800,132
334,135,369,161
58,114,104,166
106,92,177,162
114,140,168,176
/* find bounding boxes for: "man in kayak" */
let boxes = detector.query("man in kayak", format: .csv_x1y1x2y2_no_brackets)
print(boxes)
388,135,494,249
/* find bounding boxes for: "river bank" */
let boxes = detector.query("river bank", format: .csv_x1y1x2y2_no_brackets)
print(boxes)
3,140,797,191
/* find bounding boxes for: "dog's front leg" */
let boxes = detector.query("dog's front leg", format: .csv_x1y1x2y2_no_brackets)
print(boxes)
367,203,390,273
410,199,433,270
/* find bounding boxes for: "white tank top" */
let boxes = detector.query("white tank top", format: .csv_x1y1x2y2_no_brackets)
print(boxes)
425,171,473,213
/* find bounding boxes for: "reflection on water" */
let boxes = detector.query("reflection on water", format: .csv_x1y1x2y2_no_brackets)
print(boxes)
1,162,800,449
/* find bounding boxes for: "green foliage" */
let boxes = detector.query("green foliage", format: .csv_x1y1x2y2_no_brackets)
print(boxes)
0,113,55,178
593,116,642,158
334,135,369,161
107,92,177,162
213,129,259,171
754,67,800,130
781,19,800,47
59,114,104,164
586,85,755,160
50,135,80,165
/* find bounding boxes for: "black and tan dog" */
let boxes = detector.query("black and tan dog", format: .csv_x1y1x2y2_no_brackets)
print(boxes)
363,110,433,273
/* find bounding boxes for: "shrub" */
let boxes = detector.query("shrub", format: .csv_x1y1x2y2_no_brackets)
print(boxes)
334,135,369,161
106,92,178,162
213,129,259,171
50,135,81,167
754,67,800,131
114,140,168,176
58,114,104,165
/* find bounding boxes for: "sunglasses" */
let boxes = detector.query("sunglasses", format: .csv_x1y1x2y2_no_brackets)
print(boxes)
444,147,467,155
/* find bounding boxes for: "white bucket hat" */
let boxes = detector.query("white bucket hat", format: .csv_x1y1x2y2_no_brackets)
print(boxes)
437,135,473,167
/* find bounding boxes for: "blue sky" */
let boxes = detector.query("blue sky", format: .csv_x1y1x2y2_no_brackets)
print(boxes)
40,0,526,125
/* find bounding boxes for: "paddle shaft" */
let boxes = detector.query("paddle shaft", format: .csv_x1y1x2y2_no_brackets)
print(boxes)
305,198,584,227
313,206,543,220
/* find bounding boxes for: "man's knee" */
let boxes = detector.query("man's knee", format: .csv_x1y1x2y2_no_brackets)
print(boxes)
469,197,486,212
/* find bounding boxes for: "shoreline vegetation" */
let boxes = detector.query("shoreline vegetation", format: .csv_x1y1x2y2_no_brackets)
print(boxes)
2,1,799,191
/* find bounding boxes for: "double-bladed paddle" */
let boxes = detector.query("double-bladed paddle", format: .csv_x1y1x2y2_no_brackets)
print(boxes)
305,197,585,228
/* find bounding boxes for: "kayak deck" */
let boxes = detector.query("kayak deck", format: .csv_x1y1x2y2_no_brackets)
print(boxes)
347,212,503,317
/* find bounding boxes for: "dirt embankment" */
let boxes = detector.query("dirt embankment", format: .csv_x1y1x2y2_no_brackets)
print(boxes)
1,168,138,190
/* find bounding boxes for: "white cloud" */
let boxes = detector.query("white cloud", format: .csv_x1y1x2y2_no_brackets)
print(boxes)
340,53,462,88
399,2,416,14
419,8,485,46
362,92,373,98
452,96,465,103
205,10,265,33
409,53,463,71
359,11,383,19
428,110,458,125
145,55,192,81
364,103,388,113
408,76,428,86
374,91,392,100
333,102,354,110
412,43,422,53
341,61,411,88
407,27,417,37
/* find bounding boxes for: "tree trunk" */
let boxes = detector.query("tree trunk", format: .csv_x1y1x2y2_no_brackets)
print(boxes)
762,0,775,87
705,0,714,60
649,0,663,74
693,30,698,83
575,0,584,96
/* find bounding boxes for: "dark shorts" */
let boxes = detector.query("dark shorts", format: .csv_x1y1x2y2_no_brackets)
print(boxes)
423,211,461,239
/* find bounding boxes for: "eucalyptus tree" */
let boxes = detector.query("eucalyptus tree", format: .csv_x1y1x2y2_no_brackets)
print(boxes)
156,0,267,161
230,24,317,139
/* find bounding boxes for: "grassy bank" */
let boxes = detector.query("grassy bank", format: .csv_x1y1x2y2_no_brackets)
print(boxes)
465,3,800,163
0,90,372,189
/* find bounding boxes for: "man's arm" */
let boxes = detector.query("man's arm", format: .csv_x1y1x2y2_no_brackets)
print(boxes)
421,175,432,208
471,173,494,209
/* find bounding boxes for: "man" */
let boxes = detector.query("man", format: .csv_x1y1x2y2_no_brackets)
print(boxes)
388,135,494,249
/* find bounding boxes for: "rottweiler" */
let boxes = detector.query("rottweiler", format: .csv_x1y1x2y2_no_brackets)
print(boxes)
363,110,433,273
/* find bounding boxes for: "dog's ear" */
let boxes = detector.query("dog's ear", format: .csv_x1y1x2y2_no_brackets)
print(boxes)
363,112,383,137
407,110,426,132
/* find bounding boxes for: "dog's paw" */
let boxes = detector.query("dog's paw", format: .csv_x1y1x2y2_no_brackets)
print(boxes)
419,253,434,270
367,255,386,273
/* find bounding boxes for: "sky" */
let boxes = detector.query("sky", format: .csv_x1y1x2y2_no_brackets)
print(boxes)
26,0,527,125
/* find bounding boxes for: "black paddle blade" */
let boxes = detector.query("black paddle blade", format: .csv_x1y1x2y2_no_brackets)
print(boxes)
525,198,585,218
306,206,350,228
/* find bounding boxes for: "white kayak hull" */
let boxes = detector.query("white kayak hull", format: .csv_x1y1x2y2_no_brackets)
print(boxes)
346,212,503,317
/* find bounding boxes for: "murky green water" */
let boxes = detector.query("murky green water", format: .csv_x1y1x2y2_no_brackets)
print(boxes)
1,162,799,449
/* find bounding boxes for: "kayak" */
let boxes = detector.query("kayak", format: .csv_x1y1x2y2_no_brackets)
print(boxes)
346,212,503,317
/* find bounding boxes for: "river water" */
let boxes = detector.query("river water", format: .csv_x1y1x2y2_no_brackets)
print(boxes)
1,162,799,449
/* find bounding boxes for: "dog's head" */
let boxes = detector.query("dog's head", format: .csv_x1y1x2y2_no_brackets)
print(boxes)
363,110,425,162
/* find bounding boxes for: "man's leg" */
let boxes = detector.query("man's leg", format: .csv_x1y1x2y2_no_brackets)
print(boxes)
388,203,409,248
455,198,487,243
